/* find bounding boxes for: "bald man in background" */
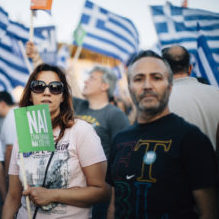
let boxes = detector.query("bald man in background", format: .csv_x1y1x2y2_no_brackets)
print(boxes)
162,45,219,151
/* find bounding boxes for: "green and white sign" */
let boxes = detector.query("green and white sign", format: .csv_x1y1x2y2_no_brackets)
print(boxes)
14,104,55,153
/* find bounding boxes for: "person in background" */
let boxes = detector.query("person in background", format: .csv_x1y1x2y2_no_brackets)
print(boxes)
0,91,16,182
0,91,15,214
162,45,219,151
2,63,110,219
73,66,130,159
0,140,6,214
106,50,217,219
73,66,129,219
0,91,14,120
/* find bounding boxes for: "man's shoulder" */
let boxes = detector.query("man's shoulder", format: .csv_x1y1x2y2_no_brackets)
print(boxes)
105,103,124,113
72,97,89,110
170,78,219,108
112,123,137,139
105,104,129,123
2,106,17,126
72,97,88,104
169,113,200,129
171,113,211,142
173,77,219,93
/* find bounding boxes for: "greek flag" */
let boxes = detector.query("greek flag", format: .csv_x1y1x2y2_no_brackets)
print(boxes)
196,34,219,85
74,0,139,64
56,44,70,70
0,8,34,91
150,2,219,86
0,7,8,41
0,6,57,92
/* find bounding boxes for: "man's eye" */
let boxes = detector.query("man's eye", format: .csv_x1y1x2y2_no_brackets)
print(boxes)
153,76,162,80
133,77,142,82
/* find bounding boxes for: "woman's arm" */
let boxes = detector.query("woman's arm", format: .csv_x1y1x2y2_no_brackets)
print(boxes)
2,175,23,219
107,187,115,219
23,161,111,208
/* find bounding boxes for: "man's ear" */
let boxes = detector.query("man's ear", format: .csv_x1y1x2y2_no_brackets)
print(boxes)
188,65,193,75
101,82,109,92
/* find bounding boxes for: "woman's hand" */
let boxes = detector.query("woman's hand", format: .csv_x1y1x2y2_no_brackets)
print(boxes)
23,186,53,206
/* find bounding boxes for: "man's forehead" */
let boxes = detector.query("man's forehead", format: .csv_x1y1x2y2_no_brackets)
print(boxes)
130,57,168,75
89,70,103,77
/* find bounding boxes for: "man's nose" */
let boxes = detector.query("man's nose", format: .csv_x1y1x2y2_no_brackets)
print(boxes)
143,79,152,89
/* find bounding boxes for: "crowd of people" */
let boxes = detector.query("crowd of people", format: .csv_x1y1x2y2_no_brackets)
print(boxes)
0,42,218,219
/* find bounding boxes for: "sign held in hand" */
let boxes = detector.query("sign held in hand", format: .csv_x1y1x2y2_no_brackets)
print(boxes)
14,104,55,153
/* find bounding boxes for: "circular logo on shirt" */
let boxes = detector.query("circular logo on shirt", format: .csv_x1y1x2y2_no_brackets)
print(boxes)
144,151,157,165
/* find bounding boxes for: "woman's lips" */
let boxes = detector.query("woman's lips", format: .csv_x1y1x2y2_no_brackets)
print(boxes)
41,100,52,104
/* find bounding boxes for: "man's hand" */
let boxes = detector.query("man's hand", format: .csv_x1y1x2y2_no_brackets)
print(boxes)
26,41,43,67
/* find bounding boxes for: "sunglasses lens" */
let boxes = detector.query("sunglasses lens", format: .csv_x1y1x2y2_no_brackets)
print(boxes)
31,81,46,93
31,81,64,94
49,82,64,94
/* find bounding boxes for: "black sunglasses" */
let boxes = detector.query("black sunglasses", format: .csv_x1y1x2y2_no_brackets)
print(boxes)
30,80,64,95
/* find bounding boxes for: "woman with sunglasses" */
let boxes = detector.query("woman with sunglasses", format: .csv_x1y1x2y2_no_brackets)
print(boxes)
2,64,110,219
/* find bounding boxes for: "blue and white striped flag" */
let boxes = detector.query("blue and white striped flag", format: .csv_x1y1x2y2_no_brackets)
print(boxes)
150,2,219,87
34,25,57,65
0,6,9,41
196,34,219,85
56,44,70,70
74,0,139,64
0,6,57,92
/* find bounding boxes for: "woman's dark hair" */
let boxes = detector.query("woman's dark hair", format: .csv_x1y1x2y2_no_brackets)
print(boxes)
19,63,74,142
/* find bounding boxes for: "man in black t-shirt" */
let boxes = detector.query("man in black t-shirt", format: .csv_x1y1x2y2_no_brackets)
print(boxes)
106,50,218,219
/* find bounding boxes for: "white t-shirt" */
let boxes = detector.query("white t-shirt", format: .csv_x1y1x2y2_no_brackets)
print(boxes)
0,107,17,154
0,140,4,161
9,119,106,219
169,77,219,150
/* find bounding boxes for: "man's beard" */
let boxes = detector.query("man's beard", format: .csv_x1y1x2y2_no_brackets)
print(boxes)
132,88,170,117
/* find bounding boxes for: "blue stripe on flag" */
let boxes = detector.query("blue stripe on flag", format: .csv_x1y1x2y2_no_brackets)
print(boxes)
0,6,57,92
74,0,139,64
0,67,26,88
0,7,9,41
197,35,219,86
150,2,219,87
96,20,136,50
82,42,124,61
109,17,139,46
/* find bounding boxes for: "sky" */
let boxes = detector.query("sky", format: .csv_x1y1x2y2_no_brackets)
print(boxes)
1,0,219,49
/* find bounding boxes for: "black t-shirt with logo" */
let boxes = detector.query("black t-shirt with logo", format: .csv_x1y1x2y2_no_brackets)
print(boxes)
106,113,217,219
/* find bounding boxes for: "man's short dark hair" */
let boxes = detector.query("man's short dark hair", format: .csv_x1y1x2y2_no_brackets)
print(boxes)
161,45,190,74
0,91,14,105
127,50,173,84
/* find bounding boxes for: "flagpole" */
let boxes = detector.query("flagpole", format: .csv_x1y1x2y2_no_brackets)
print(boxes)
73,45,82,64
18,41,33,74
29,10,34,42
20,153,32,219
